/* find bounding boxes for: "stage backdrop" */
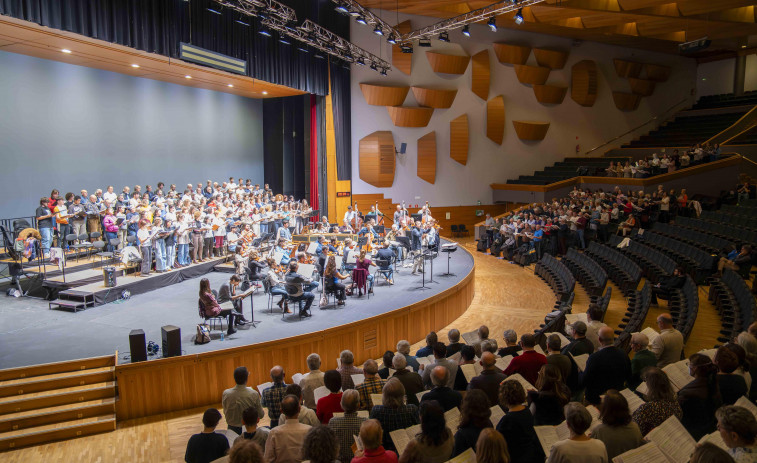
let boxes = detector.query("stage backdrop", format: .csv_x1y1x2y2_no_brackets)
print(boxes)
0,50,264,219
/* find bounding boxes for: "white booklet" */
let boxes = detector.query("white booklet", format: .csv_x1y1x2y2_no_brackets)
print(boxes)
389,423,422,455
313,385,331,404
332,410,370,419
534,421,571,456
697,431,728,451
495,355,513,372
736,395,757,419
444,407,461,431
445,448,476,463
256,382,273,396
291,373,303,385
565,313,588,324
460,363,483,382
570,353,589,372
489,405,505,427
370,393,383,407
504,373,537,392
619,388,646,414
644,416,696,463
351,374,365,387
613,442,671,463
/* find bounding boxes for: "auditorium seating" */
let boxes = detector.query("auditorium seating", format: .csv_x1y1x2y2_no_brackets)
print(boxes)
561,247,607,297
728,125,757,145
710,269,757,344
584,242,641,296
634,230,716,282
533,310,567,352
651,222,732,255
608,235,676,284
700,209,757,231
534,253,575,303
590,286,612,323
676,216,757,249
670,276,699,344
622,112,745,148
616,282,652,337
505,157,629,185
691,91,757,110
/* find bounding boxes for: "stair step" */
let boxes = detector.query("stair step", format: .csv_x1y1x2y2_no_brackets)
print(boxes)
0,414,116,451
0,382,116,415
0,355,115,382
0,368,114,398
0,398,115,433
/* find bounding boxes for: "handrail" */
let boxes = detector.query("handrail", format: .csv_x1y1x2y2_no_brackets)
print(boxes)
580,97,691,158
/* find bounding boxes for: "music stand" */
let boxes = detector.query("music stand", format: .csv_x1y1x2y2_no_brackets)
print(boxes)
356,237,368,249
411,213,422,223
396,236,411,268
424,249,437,283
242,287,260,328
440,244,457,277
374,225,385,235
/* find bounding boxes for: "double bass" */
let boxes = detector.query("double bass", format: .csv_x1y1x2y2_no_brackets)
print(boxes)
352,202,363,232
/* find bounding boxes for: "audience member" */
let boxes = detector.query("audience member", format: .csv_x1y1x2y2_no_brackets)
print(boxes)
561,322,594,357
184,408,230,463
378,351,395,380
421,342,459,390
650,267,686,307
446,329,465,357
678,353,722,440
223,367,265,435
736,332,757,402
589,390,643,461
496,380,544,463
329,389,366,463
397,340,421,372
454,345,476,392
316,370,344,424
369,378,419,453
528,364,570,426
581,327,631,405
228,440,265,463
352,420,398,463
262,366,288,428
468,352,507,407
628,333,656,390
584,305,607,351
391,354,424,406
263,395,311,463
235,406,270,452
338,350,364,390
716,405,757,463
279,384,319,427
714,346,748,405
300,353,325,410
473,326,490,358
357,359,387,411
452,389,492,457
649,313,684,367
545,334,572,390
545,402,607,463
689,442,736,463
497,330,521,358
421,366,462,412
301,425,339,463
503,334,547,386
724,343,752,393
632,367,682,435
413,400,454,463
475,428,510,463
416,332,438,358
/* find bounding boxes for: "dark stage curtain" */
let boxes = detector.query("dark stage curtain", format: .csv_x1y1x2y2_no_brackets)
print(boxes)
315,95,328,219
0,0,349,96
330,61,352,181
309,94,319,215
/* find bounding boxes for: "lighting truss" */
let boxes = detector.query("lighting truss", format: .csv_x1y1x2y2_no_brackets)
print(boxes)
214,0,391,72
331,0,400,36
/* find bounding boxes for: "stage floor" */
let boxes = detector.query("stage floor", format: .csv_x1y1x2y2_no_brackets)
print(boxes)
0,244,474,368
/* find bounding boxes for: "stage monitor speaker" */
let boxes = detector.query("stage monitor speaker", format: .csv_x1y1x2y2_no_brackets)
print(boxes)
161,325,182,358
129,329,147,363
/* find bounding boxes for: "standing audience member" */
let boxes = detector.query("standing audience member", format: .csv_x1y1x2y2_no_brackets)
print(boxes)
184,408,230,463
413,400,454,463
222,366,264,435
468,352,507,407
454,346,477,392
716,405,757,463
632,367,682,435
299,353,325,410
714,346,749,405
357,359,387,411
736,332,757,402
421,342,459,389
378,351,395,380
391,354,425,406
545,403,608,463
496,380,545,463
581,327,631,405
503,334,547,386
228,440,265,463
497,330,521,358
416,332,438,358
475,428,510,463
261,366,288,428
301,425,339,463
235,406,270,452
329,389,366,463
561,322,594,357
352,420,398,463
446,329,465,357
528,364,570,426
279,385,319,427
397,340,421,372
628,333,657,390
589,390,644,461
584,305,607,351
264,395,312,463
452,389,492,457
545,334,572,390
369,378,420,453
689,443,737,463
316,370,344,424
421,366,462,412
473,326,491,358
649,313,684,368
338,350,363,390
678,353,722,440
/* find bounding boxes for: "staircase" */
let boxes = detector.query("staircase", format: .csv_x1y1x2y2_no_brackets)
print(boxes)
505,157,630,185
0,355,117,451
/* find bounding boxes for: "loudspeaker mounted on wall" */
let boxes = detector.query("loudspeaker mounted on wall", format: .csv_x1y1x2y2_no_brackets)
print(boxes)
395,143,407,156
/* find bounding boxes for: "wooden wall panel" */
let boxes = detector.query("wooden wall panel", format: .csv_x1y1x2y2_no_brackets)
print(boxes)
492,43,531,65
449,114,469,165
645,64,671,82
512,120,551,141
533,84,567,104
533,48,568,69
359,131,396,187
486,95,505,145
514,64,551,85
386,106,434,127
628,77,655,96
426,51,470,75
614,59,643,78
612,91,642,110
417,131,437,184
360,83,410,106
471,50,490,101
392,20,412,75
571,60,598,107
411,87,458,109
114,262,476,421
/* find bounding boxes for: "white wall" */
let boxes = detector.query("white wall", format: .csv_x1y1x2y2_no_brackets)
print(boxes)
349,12,698,205
746,55,757,92
696,59,735,96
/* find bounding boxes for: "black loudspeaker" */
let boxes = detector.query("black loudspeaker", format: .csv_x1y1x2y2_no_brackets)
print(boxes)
161,325,182,358
129,329,147,363
399,142,407,154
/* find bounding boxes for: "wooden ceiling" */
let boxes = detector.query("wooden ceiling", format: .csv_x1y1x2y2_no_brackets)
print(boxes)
361,0,757,56
0,15,305,99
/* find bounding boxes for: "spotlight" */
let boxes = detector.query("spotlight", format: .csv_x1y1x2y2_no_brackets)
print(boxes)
461,25,471,37
262,91,268,95
279,36,291,45
356,57,366,65
185,75,192,79
488,17,497,32
228,84,234,87
514,9,524,25
297,46,309,53
61,48,72,54
131,64,140,68
259,27,272,37
380,68,388,76
373,25,384,36
207,7,222,15
356,16,367,25
370,62,378,71
235,19,249,26
258,11,269,20
315,52,325,59
418,39,432,47
400,43,413,53
387,35,397,45
334,3,349,14
438,32,450,42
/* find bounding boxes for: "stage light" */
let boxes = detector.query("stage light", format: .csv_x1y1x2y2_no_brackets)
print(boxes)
387,35,397,44
370,62,378,71
438,32,450,42
297,46,309,53
356,57,366,65
279,36,291,45
235,19,250,26
259,27,272,37
356,16,367,25
418,39,431,47
400,43,413,53
380,68,387,76
462,25,471,37
131,64,140,68
258,11,269,20
314,52,325,59
207,7,222,15
228,84,234,87
488,17,497,32
185,75,192,79
514,9,524,25
334,3,349,14
373,25,384,36
61,49,72,54
262,91,268,95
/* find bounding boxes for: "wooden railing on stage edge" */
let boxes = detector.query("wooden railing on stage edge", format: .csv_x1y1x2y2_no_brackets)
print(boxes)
113,247,476,421
490,154,742,193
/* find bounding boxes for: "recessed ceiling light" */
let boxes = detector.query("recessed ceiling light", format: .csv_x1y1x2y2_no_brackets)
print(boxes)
262,91,268,95
131,64,140,68
742,45,747,48
228,84,234,87
185,75,192,79
61,49,72,54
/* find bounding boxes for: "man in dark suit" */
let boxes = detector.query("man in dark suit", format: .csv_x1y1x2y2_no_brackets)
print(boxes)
445,329,465,357
467,352,507,407
561,321,595,357
651,266,686,306
421,366,462,411
581,327,631,405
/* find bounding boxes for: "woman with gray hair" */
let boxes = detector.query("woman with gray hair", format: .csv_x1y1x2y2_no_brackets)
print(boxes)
735,332,757,402
369,377,420,453
716,405,757,462
546,402,607,463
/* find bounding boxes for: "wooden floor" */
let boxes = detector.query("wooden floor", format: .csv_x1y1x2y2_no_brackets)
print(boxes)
1,237,727,462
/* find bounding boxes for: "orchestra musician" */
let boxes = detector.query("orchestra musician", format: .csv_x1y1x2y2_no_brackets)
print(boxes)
273,239,292,266
284,261,315,317
375,241,395,285
276,218,293,243
351,249,375,296
384,223,405,262
217,274,251,326
264,257,290,312
323,255,348,305
410,220,427,275
343,206,356,231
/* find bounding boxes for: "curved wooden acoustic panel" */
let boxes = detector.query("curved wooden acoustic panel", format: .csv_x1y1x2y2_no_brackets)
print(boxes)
392,20,413,75
514,65,550,85
359,131,396,188
411,87,458,109
386,106,434,127
628,77,655,96
533,48,568,69
612,91,641,111
645,64,671,82
492,43,531,65
571,60,598,107
533,84,567,105
614,59,643,78
360,83,410,106
449,114,469,165
417,131,437,184
486,95,505,145
512,120,550,141
471,50,490,101
426,51,470,75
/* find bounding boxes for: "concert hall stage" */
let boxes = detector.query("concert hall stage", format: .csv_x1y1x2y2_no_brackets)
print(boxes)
0,241,474,369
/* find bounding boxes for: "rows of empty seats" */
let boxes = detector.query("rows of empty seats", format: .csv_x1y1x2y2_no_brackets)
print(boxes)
710,269,757,344
609,236,676,284
701,209,757,230
561,248,608,297
691,91,757,110
589,286,612,323
634,231,716,283
584,241,641,296
534,253,575,302
615,282,652,352
670,276,699,344
505,157,629,185
623,112,745,148
652,222,732,255
676,215,757,249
